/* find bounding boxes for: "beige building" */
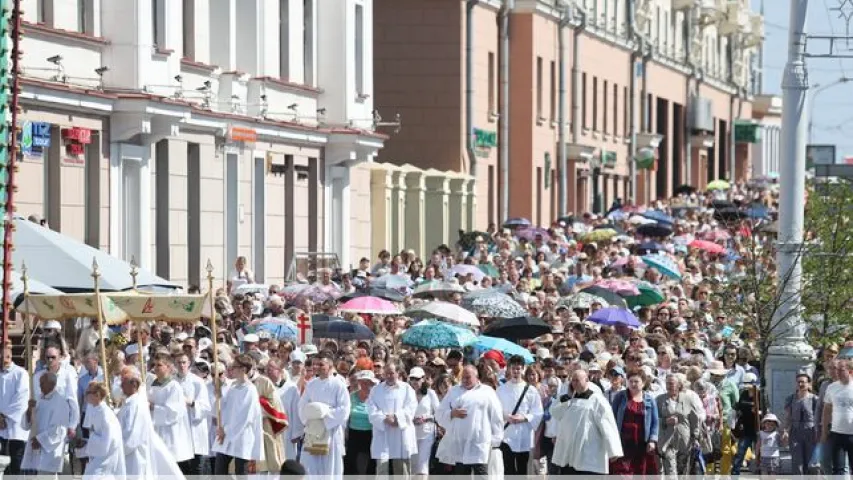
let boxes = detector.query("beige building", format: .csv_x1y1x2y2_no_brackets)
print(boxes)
374,0,765,227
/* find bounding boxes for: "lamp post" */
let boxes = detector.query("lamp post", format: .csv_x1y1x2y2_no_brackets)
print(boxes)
807,77,851,143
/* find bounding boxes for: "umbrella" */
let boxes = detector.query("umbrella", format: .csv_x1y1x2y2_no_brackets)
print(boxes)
281,283,312,301
707,179,731,190
401,320,477,349
594,223,626,234
595,279,640,296
714,207,747,223
711,200,736,210
10,217,178,292
312,320,375,341
474,336,534,364
641,210,674,225
701,229,732,242
516,227,550,241
580,229,618,242
503,217,532,228
339,296,401,315
674,184,697,195
557,292,610,310
624,281,666,308
311,314,344,323
412,280,465,298
478,264,499,278
405,301,479,327
578,285,628,308
642,254,682,280
588,307,641,328
373,274,412,290
483,316,551,340
637,241,666,254
294,285,341,304
629,215,656,225
744,205,769,219
689,239,726,255
232,283,270,297
339,288,406,303
636,223,673,238
247,317,298,340
461,291,527,318
448,264,486,282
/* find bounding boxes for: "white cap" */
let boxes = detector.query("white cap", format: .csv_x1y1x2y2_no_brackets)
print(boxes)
289,350,307,364
198,337,213,352
408,367,426,379
175,332,188,342
355,370,379,384
242,333,260,343
125,343,140,356
43,320,62,331
536,348,552,360
301,344,319,356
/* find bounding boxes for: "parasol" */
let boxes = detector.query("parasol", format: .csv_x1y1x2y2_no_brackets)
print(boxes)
405,301,479,327
338,296,401,315
401,320,478,349
461,291,527,318
482,316,551,341
587,307,641,328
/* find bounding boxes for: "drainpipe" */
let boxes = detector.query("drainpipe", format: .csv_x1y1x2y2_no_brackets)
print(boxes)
570,6,587,211
628,0,652,205
499,0,513,222
730,89,743,182
466,0,479,182
684,9,696,188
557,6,571,216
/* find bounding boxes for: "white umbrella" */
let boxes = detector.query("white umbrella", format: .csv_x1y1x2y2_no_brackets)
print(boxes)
405,301,479,327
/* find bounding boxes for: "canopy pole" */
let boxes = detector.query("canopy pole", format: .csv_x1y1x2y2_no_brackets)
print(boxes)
207,260,221,425
21,263,32,398
129,258,145,382
92,258,112,406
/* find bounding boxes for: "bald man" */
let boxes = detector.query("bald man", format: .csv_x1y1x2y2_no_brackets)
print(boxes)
551,369,623,474
435,365,504,479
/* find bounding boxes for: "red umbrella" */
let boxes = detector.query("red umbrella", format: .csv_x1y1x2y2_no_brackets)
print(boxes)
689,239,726,254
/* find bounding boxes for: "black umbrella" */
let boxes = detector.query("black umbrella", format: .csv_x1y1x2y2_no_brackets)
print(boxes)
312,320,375,341
311,314,344,324
713,207,747,223
711,200,736,210
483,316,551,341
674,184,696,195
339,288,405,303
636,223,673,238
579,286,628,309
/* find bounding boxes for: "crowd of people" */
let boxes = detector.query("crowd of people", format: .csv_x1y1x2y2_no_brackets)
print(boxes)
0,178,842,479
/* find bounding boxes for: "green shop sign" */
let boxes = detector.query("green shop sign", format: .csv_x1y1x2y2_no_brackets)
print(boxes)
602,151,617,168
734,120,761,144
473,128,497,157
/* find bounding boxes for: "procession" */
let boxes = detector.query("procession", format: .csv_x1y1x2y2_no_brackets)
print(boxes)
0,176,840,480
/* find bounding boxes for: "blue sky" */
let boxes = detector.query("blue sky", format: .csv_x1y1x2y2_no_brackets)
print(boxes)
754,0,853,157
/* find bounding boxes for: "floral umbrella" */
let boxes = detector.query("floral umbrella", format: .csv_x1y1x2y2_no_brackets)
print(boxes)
405,301,479,327
642,254,682,280
294,285,341,304
595,279,640,297
557,292,610,310
580,229,618,242
412,280,465,299
461,291,527,318
474,336,534,364
401,320,478,349
448,264,487,282
280,283,312,302
338,296,401,315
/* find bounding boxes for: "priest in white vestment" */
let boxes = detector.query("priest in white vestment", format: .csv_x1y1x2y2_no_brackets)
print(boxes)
78,382,126,480
21,372,73,475
148,353,194,466
298,353,350,479
33,345,80,437
551,369,623,474
266,358,304,462
0,343,30,475
212,354,264,475
367,362,418,476
435,365,504,480
116,366,184,480
174,352,211,473
496,355,543,475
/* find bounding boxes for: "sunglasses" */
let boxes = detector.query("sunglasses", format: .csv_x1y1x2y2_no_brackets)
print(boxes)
45,356,57,360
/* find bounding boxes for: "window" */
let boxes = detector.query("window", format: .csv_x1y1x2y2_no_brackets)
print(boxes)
603,80,608,134
550,60,556,122
355,4,364,95
152,0,165,48
78,0,94,34
592,76,598,131
536,56,543,119
280,0,290,79
581,72,587,129
304,0,314,85
613,83,619,137
488,52,496,112
623,86,628,137
183,0,195,59
38,0,53,25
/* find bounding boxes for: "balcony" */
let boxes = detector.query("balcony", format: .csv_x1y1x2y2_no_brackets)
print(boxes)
697,0,726,27
742,13,764,47
718,2,749,36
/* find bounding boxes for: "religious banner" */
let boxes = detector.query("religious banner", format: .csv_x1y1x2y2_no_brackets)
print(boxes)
105,293,208,324
296,312,313,346
22,293,128,324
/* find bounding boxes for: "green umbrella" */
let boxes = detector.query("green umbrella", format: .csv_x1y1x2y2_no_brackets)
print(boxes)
624,281,665,308
478,264,499,278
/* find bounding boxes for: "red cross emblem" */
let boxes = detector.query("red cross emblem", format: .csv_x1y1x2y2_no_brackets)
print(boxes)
297,314,312,345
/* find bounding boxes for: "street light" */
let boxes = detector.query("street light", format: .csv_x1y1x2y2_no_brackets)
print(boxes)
808,76,852,143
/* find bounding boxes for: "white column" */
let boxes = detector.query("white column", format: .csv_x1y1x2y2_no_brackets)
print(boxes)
330,165,351,270
209,0,237,71
236,0,261,75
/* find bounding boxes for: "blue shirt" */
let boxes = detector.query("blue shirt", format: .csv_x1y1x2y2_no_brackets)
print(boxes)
349,391,372,431
77,366,103,414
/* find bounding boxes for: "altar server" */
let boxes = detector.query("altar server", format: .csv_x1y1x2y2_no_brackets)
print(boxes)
367,361,418,476
78,382,126,479
147,353,194,466
298,352,350,478
213,354,264,475
21,372,73,476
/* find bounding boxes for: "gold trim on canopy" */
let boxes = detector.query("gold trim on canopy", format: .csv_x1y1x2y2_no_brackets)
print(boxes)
19,293,208,324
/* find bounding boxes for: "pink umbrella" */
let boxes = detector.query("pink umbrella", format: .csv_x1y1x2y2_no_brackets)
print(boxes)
595,279,640,296
280,283,311,302
338,296,401,315
516,227,550,242
689,239,726,255
609,256,629,268
701,230,731,242
295,285,341,304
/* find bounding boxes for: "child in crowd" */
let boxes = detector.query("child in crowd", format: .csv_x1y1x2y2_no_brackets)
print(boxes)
759,413,782,475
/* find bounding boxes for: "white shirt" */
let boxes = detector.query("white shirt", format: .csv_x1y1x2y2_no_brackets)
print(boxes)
80,401,126,478
496,380,543,452
213,380,264,461
176,373,212,456
148,377,195,462
367,381,418,460
759,430,781,457
826,380,853,435
0,363,29,441
21,390,73,473
413,389,441,440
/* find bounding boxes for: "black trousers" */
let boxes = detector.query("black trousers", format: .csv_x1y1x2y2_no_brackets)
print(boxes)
179,454,204,476
561,465,602,475
0,438,25,475
500,442,529,475
453,462,488,478
214,452,250,476
344,428,376,475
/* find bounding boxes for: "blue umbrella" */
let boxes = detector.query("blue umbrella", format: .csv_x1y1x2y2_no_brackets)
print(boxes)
588,307,641,328
312,320,375,341
474,335,534,364
641,210,674,225
503,217,532,228
637,241,666,254
402,320,477,349
641,254,682,280
248,318,298,340
744,205,769,219
636,222,673,238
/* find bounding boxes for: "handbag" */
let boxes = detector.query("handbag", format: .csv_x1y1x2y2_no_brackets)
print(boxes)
698,424,714,455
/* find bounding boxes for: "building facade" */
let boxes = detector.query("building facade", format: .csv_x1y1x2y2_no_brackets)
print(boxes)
751,94,782,178
374,0,765,227
17,0,387,286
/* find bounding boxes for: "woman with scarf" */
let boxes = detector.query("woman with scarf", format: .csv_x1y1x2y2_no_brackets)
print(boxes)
254,375,288,473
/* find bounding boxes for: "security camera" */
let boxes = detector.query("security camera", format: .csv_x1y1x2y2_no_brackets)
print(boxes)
260,94,267,101
317,108,326,115
94,66,109,76
174,75,183,83
287,103,298,110
47,55,62,65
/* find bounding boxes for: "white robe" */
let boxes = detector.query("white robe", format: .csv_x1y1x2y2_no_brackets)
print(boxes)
551,390,623,474
278,380,303,461
80,401,126,480
205,379,231,457
176,373,211,456
21,390,73,473
148,378,194,463
34,364,80,431
367,381,418,461
496,380,544,452
117,391,185,480
212,380,264,462
0,363,30,442
435,383,504,466
298,376,350,478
